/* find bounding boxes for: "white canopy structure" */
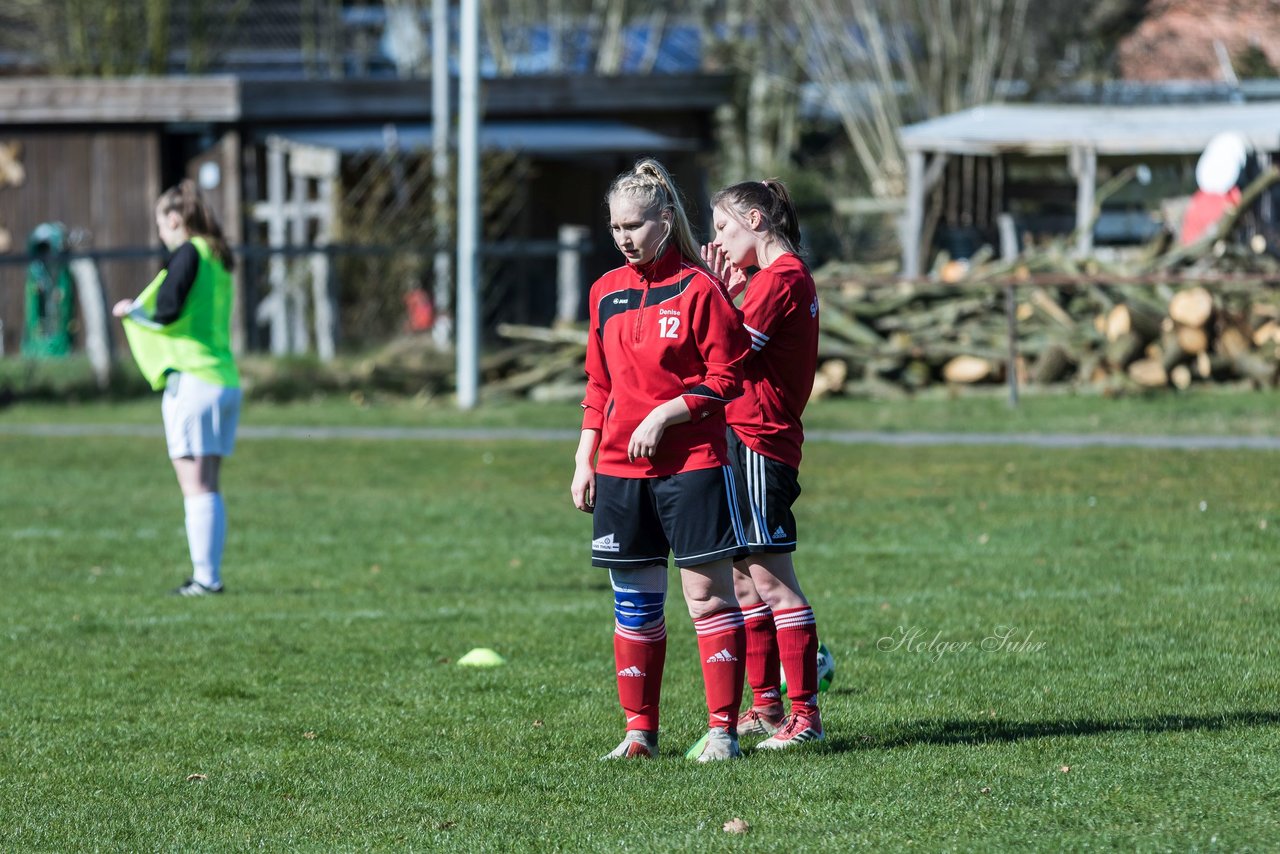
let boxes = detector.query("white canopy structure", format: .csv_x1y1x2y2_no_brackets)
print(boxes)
898,102,1280,276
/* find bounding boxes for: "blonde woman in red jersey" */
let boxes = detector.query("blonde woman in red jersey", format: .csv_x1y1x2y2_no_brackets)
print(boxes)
702,179,824,749
571,158,753,762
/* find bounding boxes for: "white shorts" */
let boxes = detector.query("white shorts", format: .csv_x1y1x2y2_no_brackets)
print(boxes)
161,372,242,459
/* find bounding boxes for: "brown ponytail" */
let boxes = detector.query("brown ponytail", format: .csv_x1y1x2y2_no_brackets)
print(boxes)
711,178,802,256
156,179,235,271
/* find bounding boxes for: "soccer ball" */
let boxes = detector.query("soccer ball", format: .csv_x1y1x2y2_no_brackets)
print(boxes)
779,642,835,694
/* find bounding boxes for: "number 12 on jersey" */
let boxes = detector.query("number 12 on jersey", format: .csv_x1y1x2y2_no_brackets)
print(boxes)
658,316,680,338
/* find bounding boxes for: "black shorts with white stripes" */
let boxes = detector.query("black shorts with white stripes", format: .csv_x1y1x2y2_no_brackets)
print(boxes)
591,467,749,569
727,429,801,553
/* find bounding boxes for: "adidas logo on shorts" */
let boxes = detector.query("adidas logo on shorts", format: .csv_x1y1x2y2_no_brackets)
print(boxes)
617,665,645,677
772,526,787,539
705,648,738,664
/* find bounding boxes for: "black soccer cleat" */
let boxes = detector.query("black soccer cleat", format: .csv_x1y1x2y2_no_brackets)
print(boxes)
172,579,224,597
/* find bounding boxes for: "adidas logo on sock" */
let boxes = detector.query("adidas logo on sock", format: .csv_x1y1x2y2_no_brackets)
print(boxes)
772,525,787,539
705,648,738,664
617,665,645,677
593,533,621,553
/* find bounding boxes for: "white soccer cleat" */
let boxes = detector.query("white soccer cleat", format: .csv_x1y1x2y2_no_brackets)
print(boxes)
692,726,741,762
601,730,658,760
754,712,825,751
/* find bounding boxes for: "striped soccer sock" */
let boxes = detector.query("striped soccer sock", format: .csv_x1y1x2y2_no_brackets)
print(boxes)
775,605,820,713
613,621,666,732
742,603,782,710
694,608,746,731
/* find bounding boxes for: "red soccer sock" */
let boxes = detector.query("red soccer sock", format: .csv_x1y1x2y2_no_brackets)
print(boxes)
694,608,746,731
614,621,666,732
742,603,782,710
775,605,820,713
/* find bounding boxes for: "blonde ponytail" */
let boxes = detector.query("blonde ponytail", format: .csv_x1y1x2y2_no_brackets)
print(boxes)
607,158,705,268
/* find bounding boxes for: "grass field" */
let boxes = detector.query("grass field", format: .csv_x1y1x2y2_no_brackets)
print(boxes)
5,351,1280,435
3,396,1280,850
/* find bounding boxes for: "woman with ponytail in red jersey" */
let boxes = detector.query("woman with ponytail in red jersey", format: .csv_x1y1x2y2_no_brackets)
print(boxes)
702,179,825,749
571,158,753,762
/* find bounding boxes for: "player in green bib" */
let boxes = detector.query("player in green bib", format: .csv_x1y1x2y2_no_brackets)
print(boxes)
113,179,241,596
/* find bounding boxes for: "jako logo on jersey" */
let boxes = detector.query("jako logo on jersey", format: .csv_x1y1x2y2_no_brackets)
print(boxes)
593,533,621,552
617,665,645,677
705,648,738,663
773,526,787,539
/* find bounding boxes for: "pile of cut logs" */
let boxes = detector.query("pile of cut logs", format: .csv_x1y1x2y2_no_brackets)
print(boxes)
806,256,1280,398
485,261,1280,402
350,326,588,402
485,170,1280,400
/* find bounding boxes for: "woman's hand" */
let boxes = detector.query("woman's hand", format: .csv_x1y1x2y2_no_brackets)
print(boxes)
628,399,690,462
572,429,601,513
700,243,747,298
111,299,135,319
627,411,666,462
571,461,596,513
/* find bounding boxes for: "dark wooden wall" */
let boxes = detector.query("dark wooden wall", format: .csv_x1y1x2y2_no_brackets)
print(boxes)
0,129,161,355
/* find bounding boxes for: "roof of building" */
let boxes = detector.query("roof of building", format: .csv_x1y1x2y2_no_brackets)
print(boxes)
900,101,1280,156
0,74,733,125
263,119,698,156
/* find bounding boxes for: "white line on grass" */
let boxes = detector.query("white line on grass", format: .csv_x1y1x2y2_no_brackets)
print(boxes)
5,423,1280,449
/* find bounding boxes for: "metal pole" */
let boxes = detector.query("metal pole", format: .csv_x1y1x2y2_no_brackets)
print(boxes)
901,150,925,278
556,224,589,327
1072,145,1097,257
1004,282,1020,408
265,138,289,355
431,0,453,351
997,213,1020,408
455,0,480,409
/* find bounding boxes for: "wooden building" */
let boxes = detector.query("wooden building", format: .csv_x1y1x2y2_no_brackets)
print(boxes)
0,73,731,355
0,79,238,355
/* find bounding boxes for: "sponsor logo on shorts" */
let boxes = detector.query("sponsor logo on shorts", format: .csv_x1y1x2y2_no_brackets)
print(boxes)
593,533,621,553
773,525,787,539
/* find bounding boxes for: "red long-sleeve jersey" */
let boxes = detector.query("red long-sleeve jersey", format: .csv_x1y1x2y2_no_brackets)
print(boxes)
582,246,751,478
725,253,819,470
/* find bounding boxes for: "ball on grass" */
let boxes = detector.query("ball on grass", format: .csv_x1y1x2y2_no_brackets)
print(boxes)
780,642,835,693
